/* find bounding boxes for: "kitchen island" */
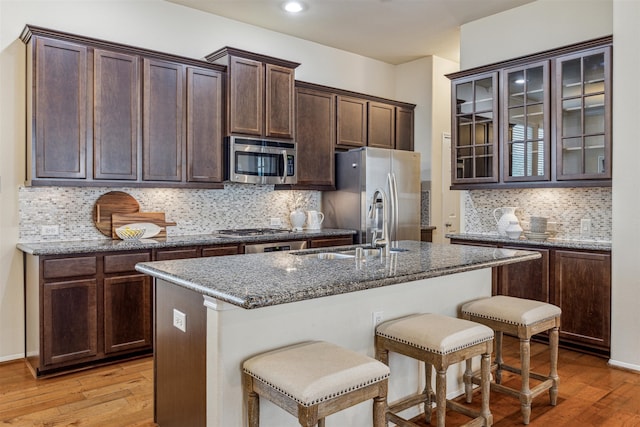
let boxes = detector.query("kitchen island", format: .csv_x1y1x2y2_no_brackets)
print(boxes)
136,240,540,427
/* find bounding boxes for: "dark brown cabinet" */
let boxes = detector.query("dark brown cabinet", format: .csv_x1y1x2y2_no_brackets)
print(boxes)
553,250,611,352
308,236,354,248
94,49,140,180
395,106,415,151
450,238,611,356
21,25,226,188
143,58,184,182
368,101,396,149
447,36,612,189
29,37,88,181
295,87,336,188
336,95,368,148
206,47,299,139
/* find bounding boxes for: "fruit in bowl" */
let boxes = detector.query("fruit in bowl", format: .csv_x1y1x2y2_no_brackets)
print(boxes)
115,226,145,240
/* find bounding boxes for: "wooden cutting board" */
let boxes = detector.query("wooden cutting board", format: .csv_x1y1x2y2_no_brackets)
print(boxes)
93,191,140,237
111,212,177,239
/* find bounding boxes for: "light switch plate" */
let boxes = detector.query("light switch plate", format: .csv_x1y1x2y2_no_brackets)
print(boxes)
580,218,592,238
173,309,186,332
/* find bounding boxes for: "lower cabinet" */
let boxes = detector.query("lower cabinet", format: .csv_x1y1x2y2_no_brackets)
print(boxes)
451,239,611,356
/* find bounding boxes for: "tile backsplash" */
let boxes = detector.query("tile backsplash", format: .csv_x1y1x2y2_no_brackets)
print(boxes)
464,187,611,241
19,184,321,242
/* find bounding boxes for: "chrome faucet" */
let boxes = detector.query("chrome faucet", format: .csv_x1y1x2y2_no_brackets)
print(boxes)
369,188,390,256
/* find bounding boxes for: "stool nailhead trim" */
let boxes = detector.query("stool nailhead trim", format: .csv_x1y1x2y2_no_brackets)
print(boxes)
375,332,493,356
461,311,559,327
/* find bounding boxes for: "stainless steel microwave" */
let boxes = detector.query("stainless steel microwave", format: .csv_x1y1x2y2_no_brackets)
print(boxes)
226,136,297,185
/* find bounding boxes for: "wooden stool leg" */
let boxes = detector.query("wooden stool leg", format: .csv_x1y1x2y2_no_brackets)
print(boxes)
520,337,532,425
436,368,447,427
495,331,503,384
298,405,319,427
464,358,473,403
317,418,325,427
549,325,560,406
244,374,260,427
373,380,388,427
425,363,434,421
481,351,493,427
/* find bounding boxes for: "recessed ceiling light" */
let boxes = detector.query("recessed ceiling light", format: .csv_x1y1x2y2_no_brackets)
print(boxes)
282,1,306,13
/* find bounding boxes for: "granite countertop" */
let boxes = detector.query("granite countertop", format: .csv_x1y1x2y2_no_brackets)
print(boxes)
135,240,540,309
16,229,356,256
447,233,611,252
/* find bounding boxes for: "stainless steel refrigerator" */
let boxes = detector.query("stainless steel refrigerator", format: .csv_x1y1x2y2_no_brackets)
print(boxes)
323,147,421,245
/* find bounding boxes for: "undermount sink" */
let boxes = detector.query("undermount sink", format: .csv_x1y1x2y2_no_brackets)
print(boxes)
303,247,409,260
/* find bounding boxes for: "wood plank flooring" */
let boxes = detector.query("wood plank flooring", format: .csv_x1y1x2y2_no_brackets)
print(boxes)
0,337,638,426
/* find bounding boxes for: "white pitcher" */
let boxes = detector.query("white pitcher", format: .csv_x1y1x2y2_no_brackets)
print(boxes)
306,210,325,230
493,207,519,236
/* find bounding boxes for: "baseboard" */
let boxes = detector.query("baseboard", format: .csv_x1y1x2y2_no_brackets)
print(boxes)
608,358,640,373
0,353,25,364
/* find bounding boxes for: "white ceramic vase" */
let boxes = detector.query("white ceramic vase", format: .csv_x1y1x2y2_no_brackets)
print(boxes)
290,209,305,231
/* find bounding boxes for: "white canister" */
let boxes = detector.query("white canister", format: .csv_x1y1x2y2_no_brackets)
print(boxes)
505,220,523,239
290,209,305,231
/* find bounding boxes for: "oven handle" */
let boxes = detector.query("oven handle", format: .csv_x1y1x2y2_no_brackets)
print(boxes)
280,150,287,184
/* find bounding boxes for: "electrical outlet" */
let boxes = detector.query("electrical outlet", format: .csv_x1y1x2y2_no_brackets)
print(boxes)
173,309,186,333
270,217,283,227
41,225,59,236
580,218,592,238
372,311,384,331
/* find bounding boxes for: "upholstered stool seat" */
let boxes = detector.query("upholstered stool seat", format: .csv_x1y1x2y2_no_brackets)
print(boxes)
462,296,562,425
242,341,390,427
375,313,494,427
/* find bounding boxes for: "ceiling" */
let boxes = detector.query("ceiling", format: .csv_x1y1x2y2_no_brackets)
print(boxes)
166,0,535,65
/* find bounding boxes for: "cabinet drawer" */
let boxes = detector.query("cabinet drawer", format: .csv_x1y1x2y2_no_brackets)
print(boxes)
104,252,151,274
43,256,97,280
201,245,240,257
309,236,354,248
156,248,199,261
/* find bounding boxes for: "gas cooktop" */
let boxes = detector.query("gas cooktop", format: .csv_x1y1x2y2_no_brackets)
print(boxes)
215,228,292,238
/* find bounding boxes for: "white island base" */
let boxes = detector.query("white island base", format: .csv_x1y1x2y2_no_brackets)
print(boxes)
203,268,491,426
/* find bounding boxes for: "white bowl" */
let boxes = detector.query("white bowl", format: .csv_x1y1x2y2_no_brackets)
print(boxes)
115,227,145,240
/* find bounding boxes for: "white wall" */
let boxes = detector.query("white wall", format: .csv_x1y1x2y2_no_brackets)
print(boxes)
610,0,640,371
0,0,430,361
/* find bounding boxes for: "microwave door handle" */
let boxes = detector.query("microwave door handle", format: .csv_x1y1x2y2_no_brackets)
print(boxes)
280,150,287,184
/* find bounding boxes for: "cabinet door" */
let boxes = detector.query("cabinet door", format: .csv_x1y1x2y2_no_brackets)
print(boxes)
555,47,611,180
368,102,395,149
451,72,499,184
94,49,140,180
308,236,354,248
229,56,263,136
33,37,87,179
143,58,184,181
553,250,611,352
43,279,98,366
201,245,241,257
502,61,550,182
336,96,367,148
186,67,223,182
156,247,199,261
395,106,414,151
295,87,336,187
496,247,550,302
104,274,152,354
265,64,295,139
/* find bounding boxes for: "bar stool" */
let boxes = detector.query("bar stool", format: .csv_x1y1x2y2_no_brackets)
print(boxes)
375,313,494,427
242,340,390,427
461,296,561,425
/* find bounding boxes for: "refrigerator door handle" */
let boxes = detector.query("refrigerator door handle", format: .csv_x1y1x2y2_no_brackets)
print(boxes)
388,173,399,244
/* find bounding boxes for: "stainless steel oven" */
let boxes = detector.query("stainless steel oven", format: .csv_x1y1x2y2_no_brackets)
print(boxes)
226,136,297,185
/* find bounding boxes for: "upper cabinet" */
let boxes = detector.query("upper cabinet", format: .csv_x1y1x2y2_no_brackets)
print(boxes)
21,25,225,189
447,37,612,189
451,72,499,184
555,47,611,180
205,47,299,140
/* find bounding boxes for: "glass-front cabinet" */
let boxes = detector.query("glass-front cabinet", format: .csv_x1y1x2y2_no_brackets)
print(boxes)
502,62,550,182
451,72,499,184
555,47,611,180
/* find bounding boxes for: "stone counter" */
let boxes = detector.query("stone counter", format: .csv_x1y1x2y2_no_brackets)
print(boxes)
447,233,611,252
136,240,540,309
16,228,356,256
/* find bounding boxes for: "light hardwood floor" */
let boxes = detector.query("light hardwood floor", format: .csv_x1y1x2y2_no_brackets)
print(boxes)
0,337,638,426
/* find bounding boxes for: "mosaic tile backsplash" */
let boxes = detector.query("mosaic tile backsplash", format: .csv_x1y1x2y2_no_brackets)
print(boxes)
464,187,612,241
19,184,321,242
